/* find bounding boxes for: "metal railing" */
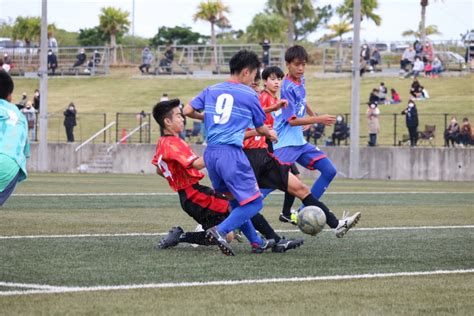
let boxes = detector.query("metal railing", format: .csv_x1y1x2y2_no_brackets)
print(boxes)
75,121,116,152
314,112,474,147
107,122,149,153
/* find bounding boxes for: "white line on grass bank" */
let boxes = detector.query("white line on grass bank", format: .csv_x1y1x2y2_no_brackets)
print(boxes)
1,269,473,296
1,225,473,240
11,191,474,197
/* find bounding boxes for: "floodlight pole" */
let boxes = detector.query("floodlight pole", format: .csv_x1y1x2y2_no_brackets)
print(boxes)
349,0,361,179
38,0,49,172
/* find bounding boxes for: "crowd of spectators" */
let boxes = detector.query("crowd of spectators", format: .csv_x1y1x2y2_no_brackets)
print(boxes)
400,40,443,78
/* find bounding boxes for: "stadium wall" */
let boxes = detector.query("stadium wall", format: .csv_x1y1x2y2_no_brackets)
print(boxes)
28,144,473,181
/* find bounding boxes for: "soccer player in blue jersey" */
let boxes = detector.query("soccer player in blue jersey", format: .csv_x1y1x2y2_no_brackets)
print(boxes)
0,70,30,206
184,50,278,256
271,45,361,235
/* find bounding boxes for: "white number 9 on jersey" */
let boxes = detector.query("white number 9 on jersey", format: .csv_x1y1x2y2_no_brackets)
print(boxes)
213,93,234,125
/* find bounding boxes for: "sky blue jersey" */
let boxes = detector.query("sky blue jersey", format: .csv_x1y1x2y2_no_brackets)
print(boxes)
272,75,308,150
190,81,266,147
0,99,30,181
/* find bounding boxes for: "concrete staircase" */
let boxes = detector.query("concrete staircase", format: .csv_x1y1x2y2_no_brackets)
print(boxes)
78,147,115,173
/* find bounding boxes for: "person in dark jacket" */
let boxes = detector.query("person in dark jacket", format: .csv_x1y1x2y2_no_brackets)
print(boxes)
401,100,419,147
63,102,77,142
73,49,87,68
332,115,349,146
47,49,58,75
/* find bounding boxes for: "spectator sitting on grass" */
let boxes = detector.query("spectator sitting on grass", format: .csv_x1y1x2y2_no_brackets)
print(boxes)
431,57,443,77
424,62,432,77
378,82,388,103
369,88,380,104
405,56,424,79
410,79,423,98
386,88,401,104
369,48,381,72
400,47,415,74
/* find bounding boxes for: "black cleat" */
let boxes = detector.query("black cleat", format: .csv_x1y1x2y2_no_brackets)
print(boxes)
205,226,235,256
252,238,276,254
272,238,304,253
279,213,298,226
156,226,184,249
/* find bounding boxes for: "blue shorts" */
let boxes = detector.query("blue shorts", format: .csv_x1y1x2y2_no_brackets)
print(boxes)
273,143,327,170
0,171,21,206
204,144,261,206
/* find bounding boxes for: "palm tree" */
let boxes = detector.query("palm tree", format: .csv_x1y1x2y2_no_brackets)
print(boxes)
420,0,442,42
402,25,442,40
321,20,353,62
266,0,316,46
193,0,230,71
12,16,56,46
336,0,381,26
99,7,130,64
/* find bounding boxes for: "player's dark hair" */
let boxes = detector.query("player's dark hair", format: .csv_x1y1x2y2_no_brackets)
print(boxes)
229,50,260,75
152,98,181,129
254,70,261,82
261,66,284,80
0,70,14,100
285,45,308,63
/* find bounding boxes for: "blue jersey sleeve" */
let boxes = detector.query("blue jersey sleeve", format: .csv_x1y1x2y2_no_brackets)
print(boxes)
249,95,266,128
281,85,298,122
190,88,207,111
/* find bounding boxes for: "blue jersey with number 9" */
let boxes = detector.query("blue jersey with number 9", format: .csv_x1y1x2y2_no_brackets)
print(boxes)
190,81,266,147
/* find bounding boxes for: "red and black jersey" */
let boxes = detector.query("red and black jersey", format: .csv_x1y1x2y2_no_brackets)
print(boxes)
151,135,204,191
243,90,278,149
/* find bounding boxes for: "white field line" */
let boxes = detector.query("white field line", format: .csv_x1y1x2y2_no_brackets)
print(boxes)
1,269,473,296
0,225,473,240
11,191,474,197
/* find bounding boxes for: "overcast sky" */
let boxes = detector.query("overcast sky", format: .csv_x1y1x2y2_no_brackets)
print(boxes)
0,0,472,42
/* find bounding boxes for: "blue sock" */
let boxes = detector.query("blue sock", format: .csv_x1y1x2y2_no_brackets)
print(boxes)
217,196,263,235
311,158,337,199
239,220,263,245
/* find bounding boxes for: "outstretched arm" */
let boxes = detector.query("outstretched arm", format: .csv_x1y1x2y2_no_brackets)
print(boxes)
184,104,204,121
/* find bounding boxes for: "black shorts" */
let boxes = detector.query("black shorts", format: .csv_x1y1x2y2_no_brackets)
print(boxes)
177,183,229,230
290,163,300,175
244,148,290,192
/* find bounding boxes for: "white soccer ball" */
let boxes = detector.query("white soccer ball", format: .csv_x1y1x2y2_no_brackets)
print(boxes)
297,205,326,236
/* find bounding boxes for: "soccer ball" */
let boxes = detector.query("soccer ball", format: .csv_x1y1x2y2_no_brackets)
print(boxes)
297,206,326,236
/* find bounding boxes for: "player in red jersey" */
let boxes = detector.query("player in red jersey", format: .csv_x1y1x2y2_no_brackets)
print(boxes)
152,99,303,252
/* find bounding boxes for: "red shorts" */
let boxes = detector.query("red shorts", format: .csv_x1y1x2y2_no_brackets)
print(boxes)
177,183,229,230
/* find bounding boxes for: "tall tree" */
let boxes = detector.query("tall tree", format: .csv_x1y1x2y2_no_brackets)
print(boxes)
99,7,130,64
150,26,205,47
11,16,56,46
78,26,109,46
266,0,332,46
402,25,441,40
420,0,442,42
193,0,230,69
246,13,287,43
336,0,381,26
321,20,353,61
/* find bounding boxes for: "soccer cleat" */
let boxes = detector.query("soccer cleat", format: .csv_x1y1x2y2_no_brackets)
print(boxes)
335,211,361,238
251,238,276,254
157,226,184,249
279,212,298,226
205,226,235,256
272,238,304,253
